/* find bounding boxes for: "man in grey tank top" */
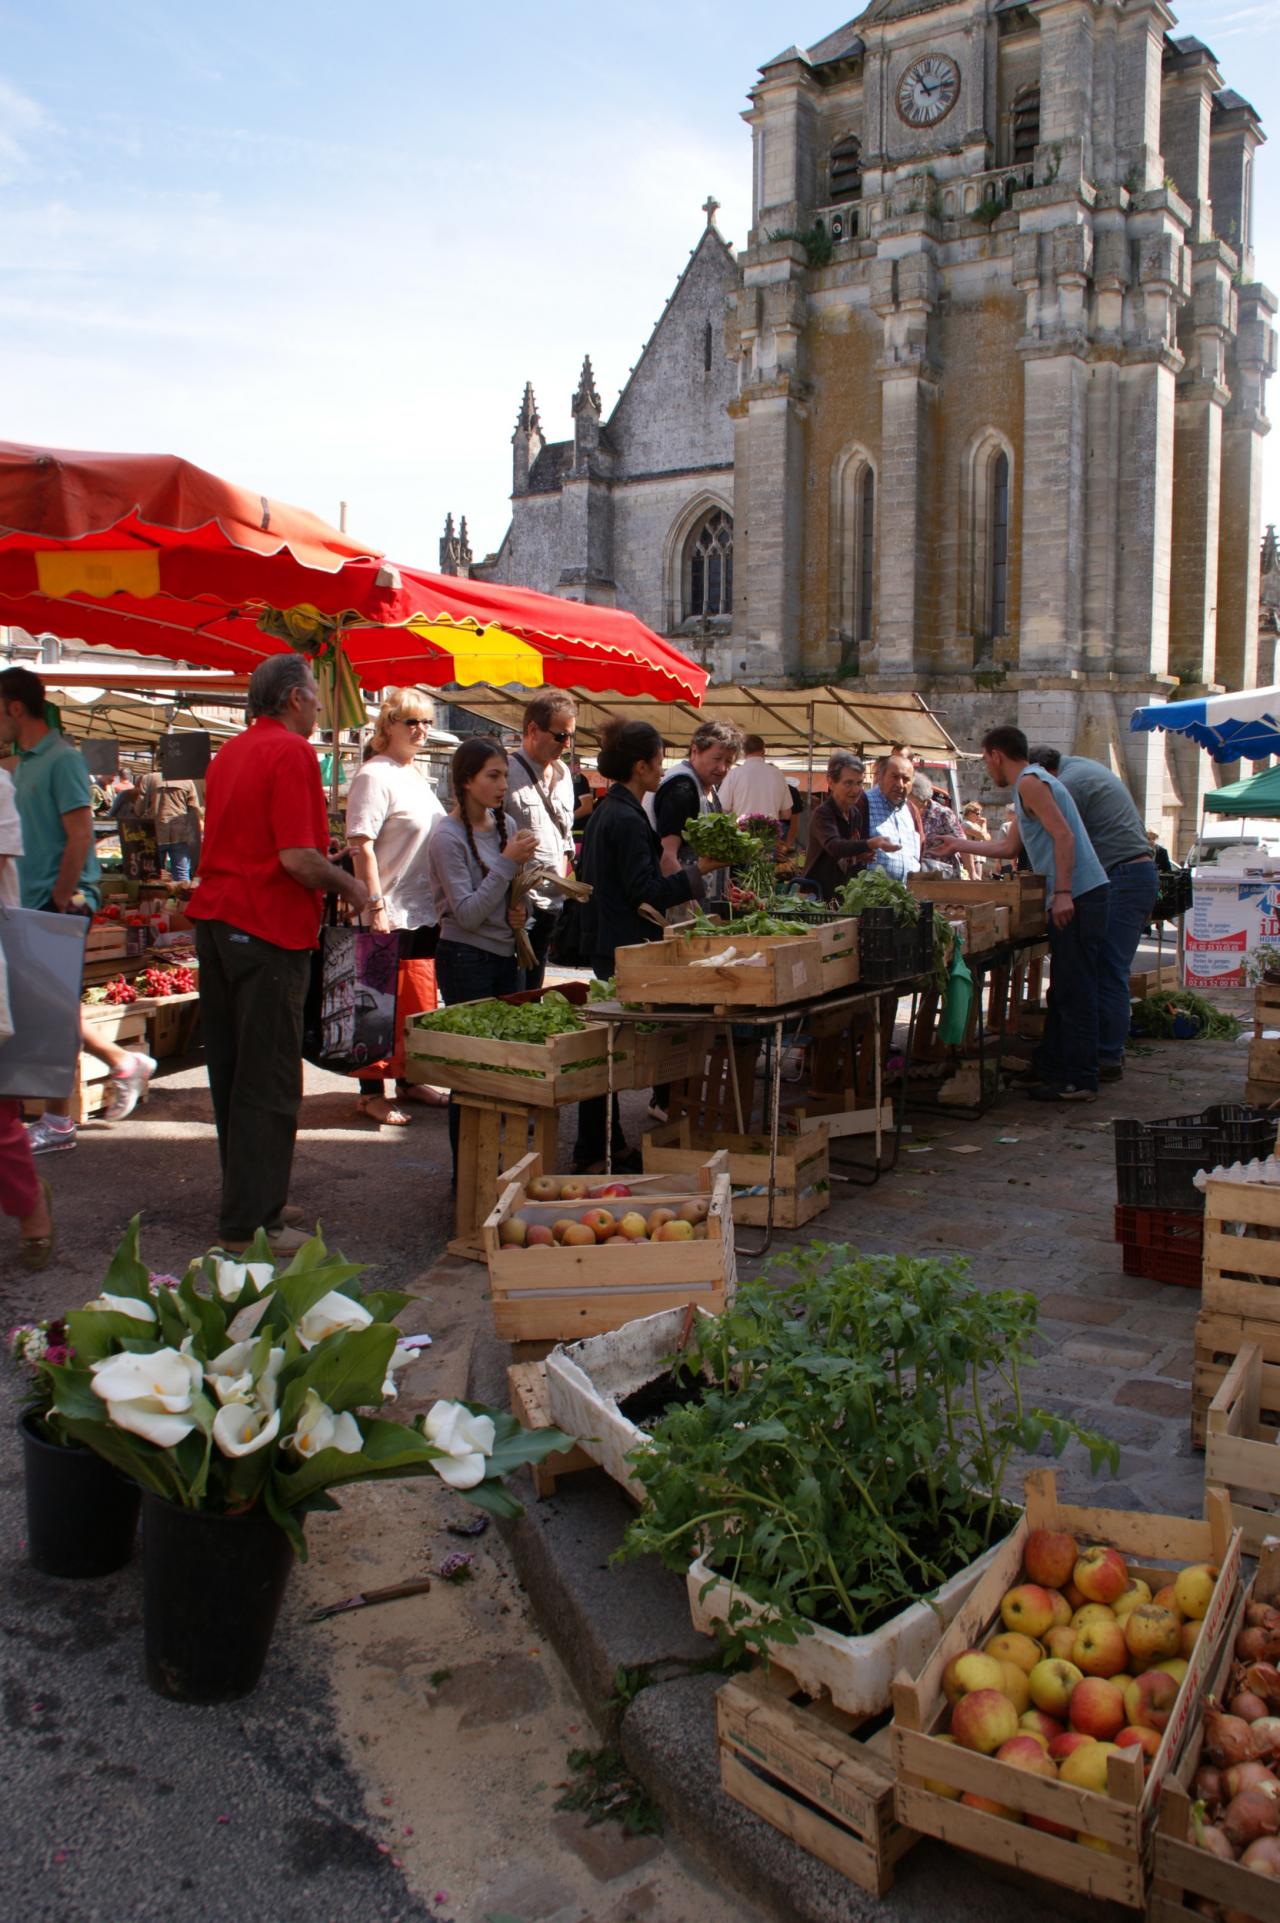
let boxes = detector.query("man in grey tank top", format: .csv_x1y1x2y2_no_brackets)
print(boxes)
934,725,1109,1103
1030,747,1159,1084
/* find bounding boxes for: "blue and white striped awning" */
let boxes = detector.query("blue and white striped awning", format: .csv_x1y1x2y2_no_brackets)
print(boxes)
1130,687,1280,763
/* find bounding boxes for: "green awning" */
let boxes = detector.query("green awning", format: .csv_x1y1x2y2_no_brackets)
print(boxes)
1203,763,1280,816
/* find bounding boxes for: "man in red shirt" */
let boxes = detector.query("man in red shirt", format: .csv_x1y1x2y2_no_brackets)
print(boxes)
190,655,369,1252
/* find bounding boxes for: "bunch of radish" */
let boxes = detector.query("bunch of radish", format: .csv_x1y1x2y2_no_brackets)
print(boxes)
1187,1597,1280,1910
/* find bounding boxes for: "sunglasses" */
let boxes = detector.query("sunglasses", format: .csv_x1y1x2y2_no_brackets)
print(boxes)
547,729,574,744
398,718,428,730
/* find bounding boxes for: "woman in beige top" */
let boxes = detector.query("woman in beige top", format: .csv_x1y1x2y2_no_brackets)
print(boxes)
346,688,448,1126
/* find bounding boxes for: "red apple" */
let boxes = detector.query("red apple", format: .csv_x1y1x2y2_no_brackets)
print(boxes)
1063,1581,1087,1611
525,1223,555,1247
1151,1584,1183,1619
1024,1528,1078,1591
1044,1626,1078,1662
1027,1811,1076,1838
1124,1604,1182,1667
1047,1591,1073,1629
1020,1709,1065,1744
1115,1725,1161,1760
1069,1677,1127,1742
1048,1731,1096,1762
1123,1669,1179,1733
579,1207,616,1241
559,1177,589,1202
590,1182,632,1198
960,1791,1023,1820
996,1735,1057,1779
1001,1584,1059,1640
1073,1545,1128,1606
1072,1619,1129,1679
987,1632,1043,1675
951,1689,1020,1754
551,1218,576,1243
1179,1619,1201,1658
561,1223,596,1246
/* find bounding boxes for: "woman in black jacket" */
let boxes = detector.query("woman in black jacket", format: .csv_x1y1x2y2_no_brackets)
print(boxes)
803,753,900,902
572,717,727,1171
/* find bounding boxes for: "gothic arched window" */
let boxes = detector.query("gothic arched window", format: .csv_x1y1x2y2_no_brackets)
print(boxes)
988,452,1010,639
1012,87,1040,167
963,431,1014,662
858,467,876,643
829,134,862,205
828,446,876,660
685,509,733,619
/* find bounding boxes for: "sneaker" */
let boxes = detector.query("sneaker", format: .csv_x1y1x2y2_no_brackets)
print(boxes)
1028,1083,1098,1104
101,1052,157,1122
26,1115,77,1155
1098,1061,1124,1083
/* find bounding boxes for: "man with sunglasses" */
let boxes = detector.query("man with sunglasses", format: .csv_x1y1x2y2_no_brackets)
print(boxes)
505,693,578,990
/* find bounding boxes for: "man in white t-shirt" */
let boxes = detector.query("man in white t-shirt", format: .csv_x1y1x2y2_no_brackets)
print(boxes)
717,735,792,832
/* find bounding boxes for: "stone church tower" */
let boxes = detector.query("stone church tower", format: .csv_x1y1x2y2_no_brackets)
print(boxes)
731,0,1274,840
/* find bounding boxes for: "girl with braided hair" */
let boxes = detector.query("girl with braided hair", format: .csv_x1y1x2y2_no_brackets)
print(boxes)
425,738,538,1167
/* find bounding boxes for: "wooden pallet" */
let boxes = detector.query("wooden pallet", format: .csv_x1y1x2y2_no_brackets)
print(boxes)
506,1359,594,1498
891,1470,1240,1910
668,1031,764,1134
481,1152,735,1341
615,920,858,1010
1203,1342,1280,1551
717,1668,915,1897
1192,1306,1280,1448
1150,1544,1280,1923
447,1099,559,1261
642,1118,830,1229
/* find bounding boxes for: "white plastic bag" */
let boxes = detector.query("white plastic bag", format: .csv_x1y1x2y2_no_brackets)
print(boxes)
0,906,86,1097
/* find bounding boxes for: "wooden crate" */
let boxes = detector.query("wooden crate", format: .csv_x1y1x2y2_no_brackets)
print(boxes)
615,920,858,1010
138,991,201,1060
717,1668,915,1898
507,1359,595,1498
1203,1342,1280,1551
891,1470,1240,1910
84,923,127,961
1192,1307,1280,1448
1253,978,1280,1035
1149,1543,1280,1923
908,874,1048,940
642,1117,830,1229
402,1014,634,1107
630,1021,713,1088
1201,1174,1280,1324
481,1155,735,1342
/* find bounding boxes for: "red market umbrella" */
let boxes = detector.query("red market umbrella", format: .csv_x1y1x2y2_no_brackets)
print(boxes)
0,442,707,706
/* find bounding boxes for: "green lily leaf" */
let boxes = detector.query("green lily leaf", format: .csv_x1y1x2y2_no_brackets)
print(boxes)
65,1305,160,1365
358,1289,415,1323
271,1412,442,1509
294,1323,398,1416
466,1405,576,1473
100,1214,152,1300
459,1478,525,1520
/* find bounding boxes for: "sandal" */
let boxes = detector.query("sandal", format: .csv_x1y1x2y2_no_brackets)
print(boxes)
396,1083,449,1108
19,1179,55,1272
356,1096,412,1128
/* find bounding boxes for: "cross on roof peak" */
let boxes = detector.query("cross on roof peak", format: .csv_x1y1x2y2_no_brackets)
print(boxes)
702,194,720,228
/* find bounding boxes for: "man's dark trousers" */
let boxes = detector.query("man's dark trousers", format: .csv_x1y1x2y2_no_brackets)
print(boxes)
195,920,311,1242
1034,883,1109,1094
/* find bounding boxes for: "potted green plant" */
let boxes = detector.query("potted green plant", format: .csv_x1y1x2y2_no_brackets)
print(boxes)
46,1219,572,1702
11,1314,142,1578
618,1245,1118,1717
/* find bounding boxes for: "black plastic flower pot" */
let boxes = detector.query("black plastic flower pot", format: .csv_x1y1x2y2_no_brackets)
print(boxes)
19,1411,141,1578
141,1491,296,1703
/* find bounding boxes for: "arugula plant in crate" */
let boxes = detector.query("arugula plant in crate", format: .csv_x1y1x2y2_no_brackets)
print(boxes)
619,1245,1118,1658
44,1217,572,1555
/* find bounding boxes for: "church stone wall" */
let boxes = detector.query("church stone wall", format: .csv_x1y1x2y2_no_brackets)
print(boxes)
609,243,738,480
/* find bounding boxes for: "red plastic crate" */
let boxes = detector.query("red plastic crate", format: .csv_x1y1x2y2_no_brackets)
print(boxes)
1114,1204,1203,1287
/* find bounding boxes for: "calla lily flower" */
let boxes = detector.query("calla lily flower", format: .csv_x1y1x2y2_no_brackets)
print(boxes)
212,1258,274,1302
423,1399,495,1490
206,1340,288,1409
84,1291,156,1323
296,1291,374,1347
381,1341,419,1401
91,1346,203,1447
285,1389,363,1459
212,1401,280,1458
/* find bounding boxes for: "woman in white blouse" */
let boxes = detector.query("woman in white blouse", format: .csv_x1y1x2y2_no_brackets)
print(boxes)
346,689,447,1125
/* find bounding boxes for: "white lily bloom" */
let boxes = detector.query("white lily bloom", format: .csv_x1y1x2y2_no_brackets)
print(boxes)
284,1389,363,1460
84,1291,156,1323
296,1291,374,1348
205,1340,256,1405
255,1346,287,1414
380,1341,419,1401
212,1258,274,1303
91,1346,203,1448
423,1399,496,1490
212,1401,281,1458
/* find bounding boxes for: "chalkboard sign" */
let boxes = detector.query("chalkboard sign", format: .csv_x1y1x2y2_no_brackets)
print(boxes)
80,737,120,779
119,816,160,881
158,731,211,779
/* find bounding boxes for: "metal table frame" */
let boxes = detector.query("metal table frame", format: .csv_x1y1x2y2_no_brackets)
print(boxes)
585,975,928,1259
904,933,1049,1122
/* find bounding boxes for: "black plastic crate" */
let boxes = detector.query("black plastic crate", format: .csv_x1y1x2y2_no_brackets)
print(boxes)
856,900,934,985
1113,1103,1276,1211
1151,868,1193,924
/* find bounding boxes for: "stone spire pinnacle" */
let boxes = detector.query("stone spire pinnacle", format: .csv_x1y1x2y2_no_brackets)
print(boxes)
439,512,472,576
515,381,542,436
572,355,601,418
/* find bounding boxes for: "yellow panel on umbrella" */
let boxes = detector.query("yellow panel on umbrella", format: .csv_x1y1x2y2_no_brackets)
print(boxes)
407,618,545,688
36,550,161,600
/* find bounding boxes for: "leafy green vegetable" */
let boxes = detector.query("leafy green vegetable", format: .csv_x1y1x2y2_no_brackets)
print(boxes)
678,908,813,939
1129,990,1240,1040
682,813,772,865
411,991,584,1042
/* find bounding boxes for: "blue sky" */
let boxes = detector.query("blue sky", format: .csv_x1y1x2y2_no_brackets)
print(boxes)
0,1,1274,575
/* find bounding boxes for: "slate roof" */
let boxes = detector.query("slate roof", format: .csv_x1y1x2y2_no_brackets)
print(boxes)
525,442,574,494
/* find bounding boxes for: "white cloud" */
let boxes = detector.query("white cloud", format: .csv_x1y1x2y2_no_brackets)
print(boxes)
0,73,53,182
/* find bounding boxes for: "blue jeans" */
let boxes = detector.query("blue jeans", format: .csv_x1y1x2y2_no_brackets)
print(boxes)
160,842,192,883
1098,857,1160,1065
1034,884,1109,1093
433,939,518,1167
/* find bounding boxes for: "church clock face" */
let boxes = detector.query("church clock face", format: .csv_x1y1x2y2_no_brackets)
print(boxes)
895,53,960,129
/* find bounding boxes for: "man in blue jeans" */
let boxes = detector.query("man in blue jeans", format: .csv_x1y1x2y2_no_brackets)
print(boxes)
1030,747,1160,1084
937,726,1109,1103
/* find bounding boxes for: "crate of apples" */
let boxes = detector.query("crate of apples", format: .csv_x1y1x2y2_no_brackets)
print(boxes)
481,1154,734,1342
892,1470,1242,1909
